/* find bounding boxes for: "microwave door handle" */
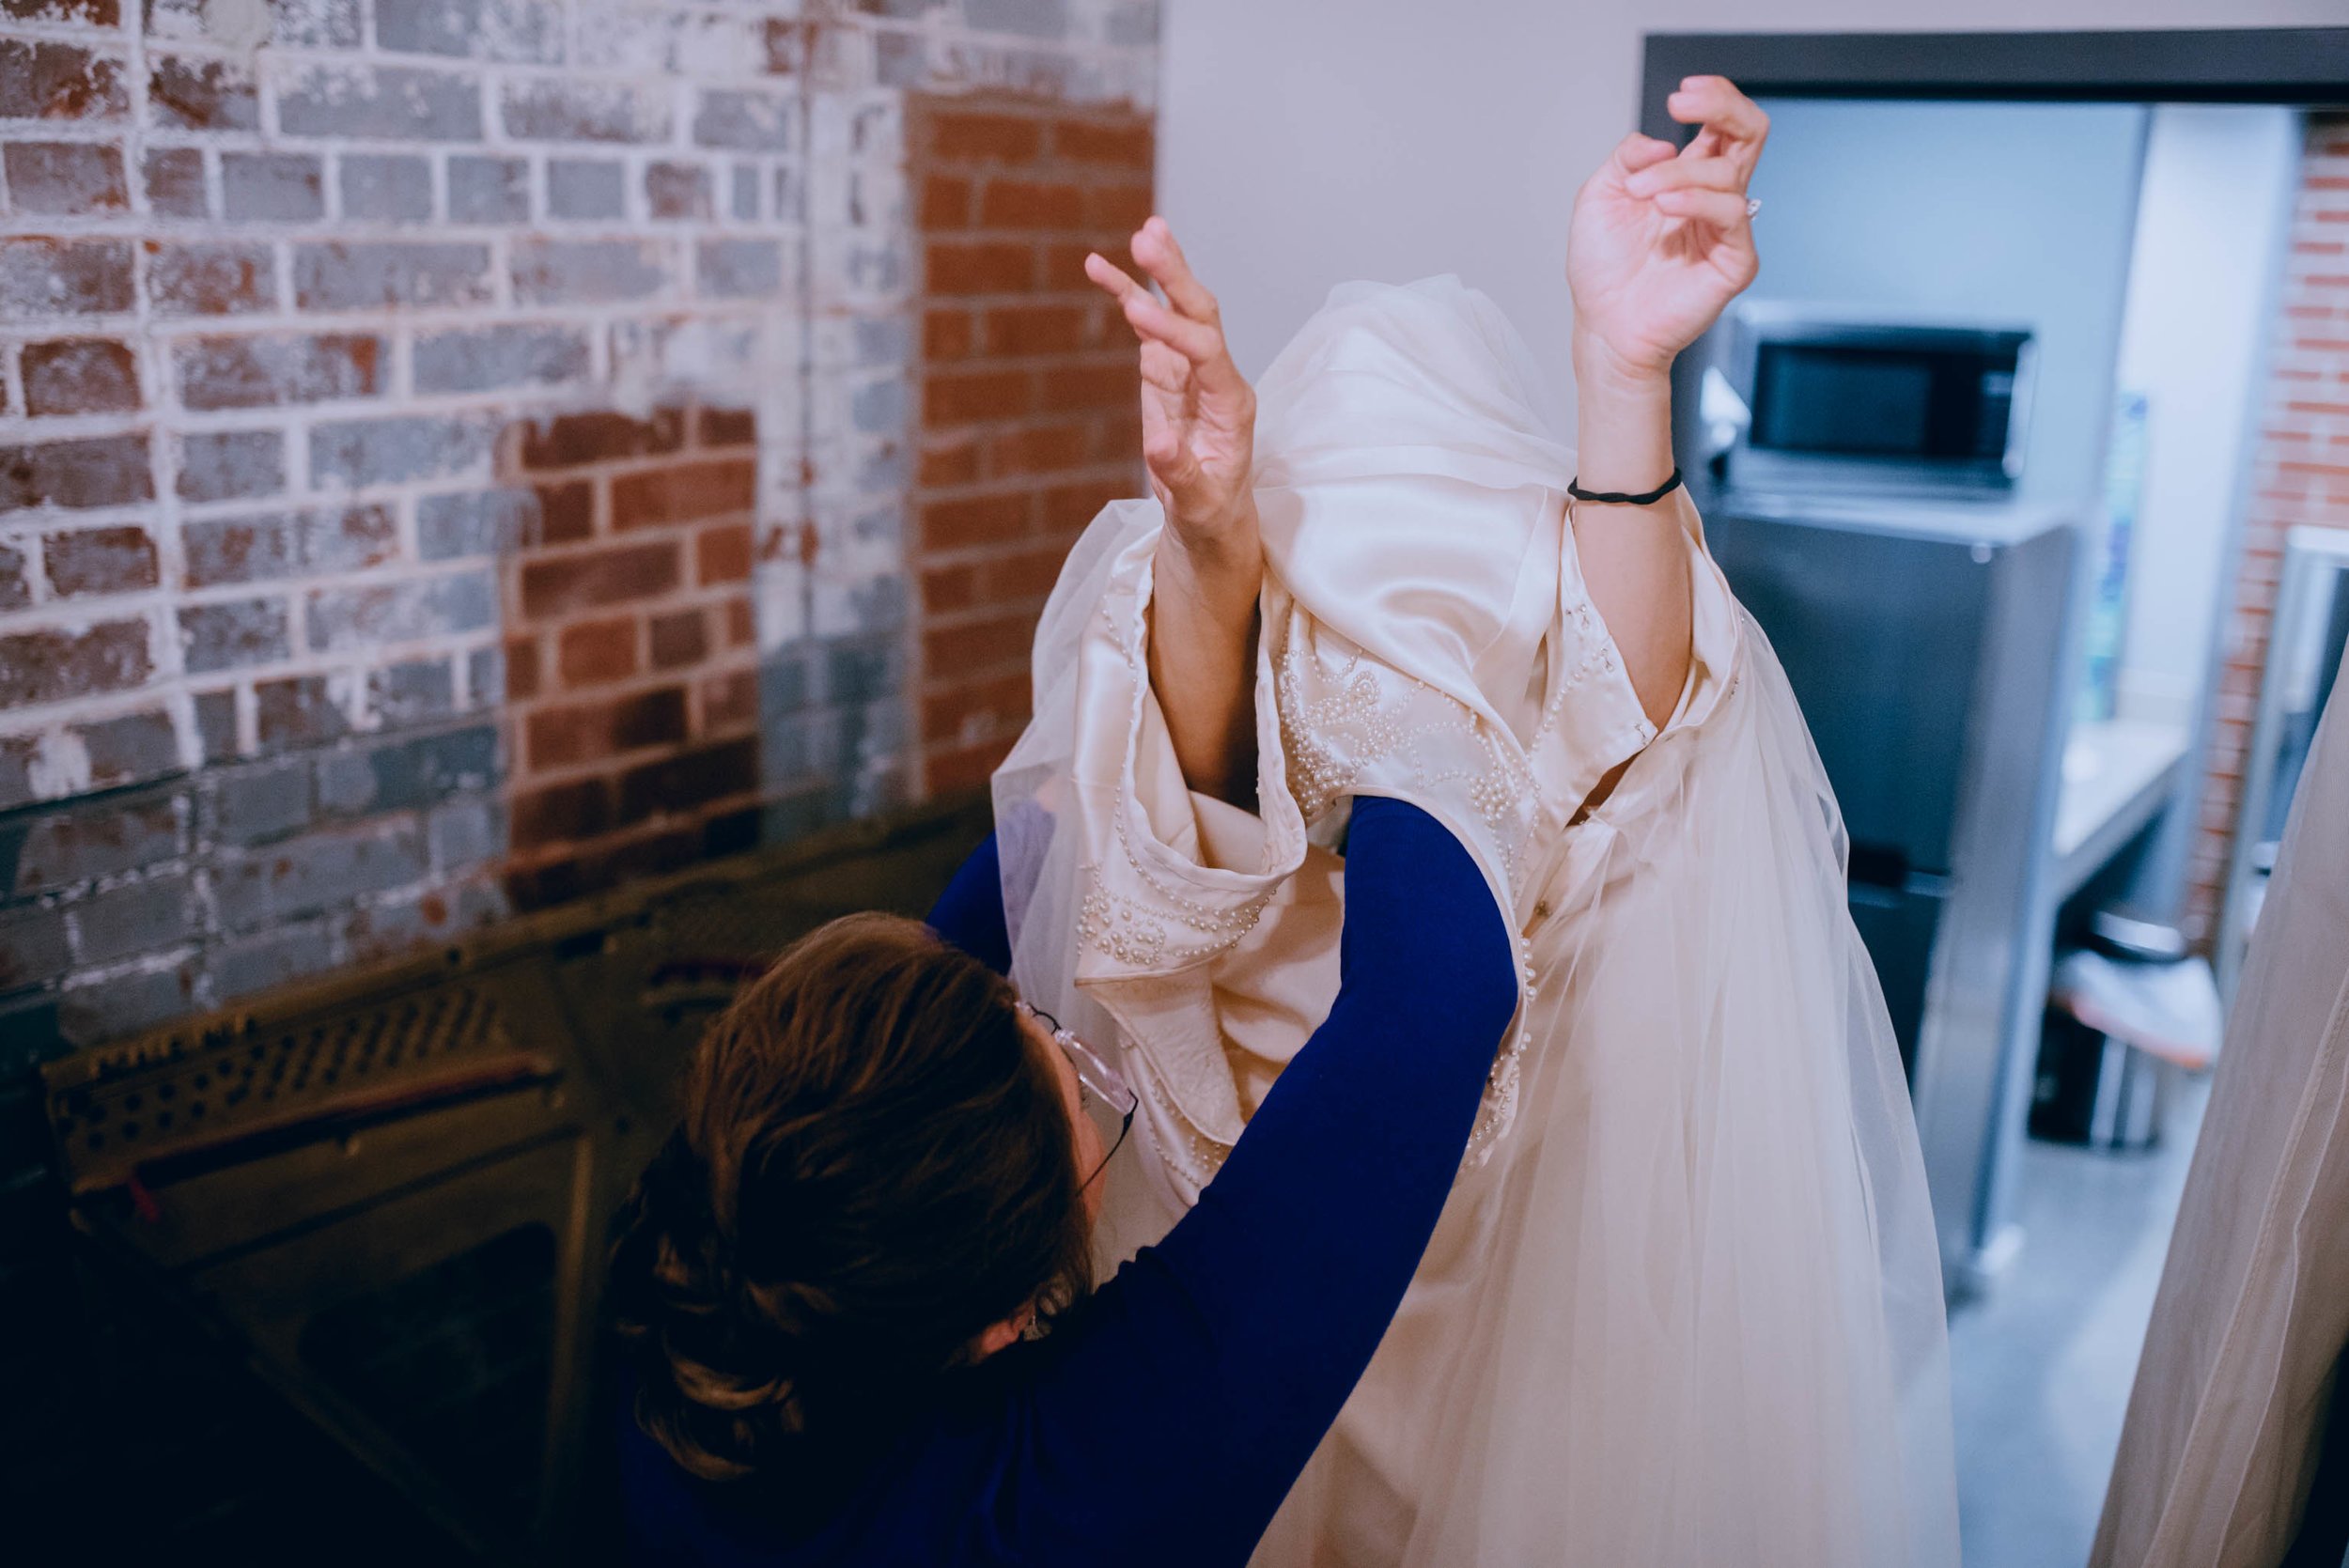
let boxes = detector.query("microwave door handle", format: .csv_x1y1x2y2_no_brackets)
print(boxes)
2003,338,2037,484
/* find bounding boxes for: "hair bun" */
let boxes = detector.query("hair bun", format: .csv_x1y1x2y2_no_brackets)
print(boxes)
613,1129,813,1477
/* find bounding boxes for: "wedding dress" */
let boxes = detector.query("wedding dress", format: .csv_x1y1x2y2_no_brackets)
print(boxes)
993,277,1959,1565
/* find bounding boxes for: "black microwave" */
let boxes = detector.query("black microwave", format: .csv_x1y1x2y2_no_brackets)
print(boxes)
1717,305,2036,499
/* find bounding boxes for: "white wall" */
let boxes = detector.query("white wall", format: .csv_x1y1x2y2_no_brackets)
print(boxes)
1157,0,2341,432
2110,104,2303,723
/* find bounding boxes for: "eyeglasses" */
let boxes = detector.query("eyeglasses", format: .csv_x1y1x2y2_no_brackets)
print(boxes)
1018,1001,1138,1190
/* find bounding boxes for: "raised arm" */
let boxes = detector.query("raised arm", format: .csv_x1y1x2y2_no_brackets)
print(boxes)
1085,221,1263,807
1015,798,1518,1562
1567,75,1768,727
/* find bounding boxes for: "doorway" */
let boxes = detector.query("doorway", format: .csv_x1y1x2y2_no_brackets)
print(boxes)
1640,25,2349,1565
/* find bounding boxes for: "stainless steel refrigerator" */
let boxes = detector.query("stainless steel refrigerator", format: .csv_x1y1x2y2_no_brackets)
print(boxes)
1707,494,2084,1295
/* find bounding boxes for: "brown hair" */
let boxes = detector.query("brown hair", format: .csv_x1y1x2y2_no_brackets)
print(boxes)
608,911,1093,1491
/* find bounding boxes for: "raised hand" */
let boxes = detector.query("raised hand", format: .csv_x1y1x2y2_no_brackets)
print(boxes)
1567,74,1768,385
1083,218,1264,805
1084,219,1259,573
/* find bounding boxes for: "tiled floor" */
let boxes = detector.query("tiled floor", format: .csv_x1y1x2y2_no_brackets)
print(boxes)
1947,1075,2212,1568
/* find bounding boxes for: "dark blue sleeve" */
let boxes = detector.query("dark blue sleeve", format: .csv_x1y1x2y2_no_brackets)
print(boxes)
1004,796,1520,1565
926,832,1012,976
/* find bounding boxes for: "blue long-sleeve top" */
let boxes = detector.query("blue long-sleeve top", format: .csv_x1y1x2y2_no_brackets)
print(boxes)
619,796,1518,1566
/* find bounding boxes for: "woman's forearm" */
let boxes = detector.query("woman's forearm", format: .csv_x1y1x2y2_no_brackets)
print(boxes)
1571,333,1693,730
1147,517,1264,807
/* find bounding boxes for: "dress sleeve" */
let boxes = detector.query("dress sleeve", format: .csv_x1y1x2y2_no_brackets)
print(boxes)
1654,487,1742,739
1002,797,1520,1566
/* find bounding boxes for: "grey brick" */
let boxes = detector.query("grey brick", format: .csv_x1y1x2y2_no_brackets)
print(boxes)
294,241,492,310
373,727,498,816
58,958,196,1046
148,241,275,317
546,158,623,220
0,238,134,318
175,333,385,411
305,571,495,651
185,505,399,589
270,0,364,46
416,489,537,560
5,141,127,215
374,725,497,808
840,238,902,293
692,89,793,151
179,598,290,675
213,821,428,933
965,0,1067,37
853,316,909,365
211,920,336,1000
193,688,239,763
148,0,363,48
255,675,351,753
278,63,483,142
698,238,782,299
143,147,209,218
313,751,376,818
1104,0,1157,45
176,429,284,503
147,54,260,133
850,378,904,434
367,658,456,725
876,31,926,87
427,794,503,872
75,708,181,788
72,872,197,965
376,0,563,62
760,706,828,784
827,633,901,705
2,432,154,510
339,153,432,222
855,442,905,493
0,620,151,711
501,79,670,144
13,795,182,895
511,239,667,304
868,572,909,628
464,644,504,706
210,757,315,845
309,414,497,488
316,727,496,819
646,160,711,220
447,155,528,223
343,889,443,961
412,323,592,394
0,904,70,992
222,153,323,222
757,646,814,720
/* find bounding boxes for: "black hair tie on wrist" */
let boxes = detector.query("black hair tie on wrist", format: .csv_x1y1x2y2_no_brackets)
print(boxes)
1567,467,1684,506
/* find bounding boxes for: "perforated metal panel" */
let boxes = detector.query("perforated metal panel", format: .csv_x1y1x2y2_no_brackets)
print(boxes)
44,981,554,1197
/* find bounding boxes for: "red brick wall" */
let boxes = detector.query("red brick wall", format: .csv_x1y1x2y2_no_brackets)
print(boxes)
2186,113,2349,936
908,93,1150,795
502,401,765,907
